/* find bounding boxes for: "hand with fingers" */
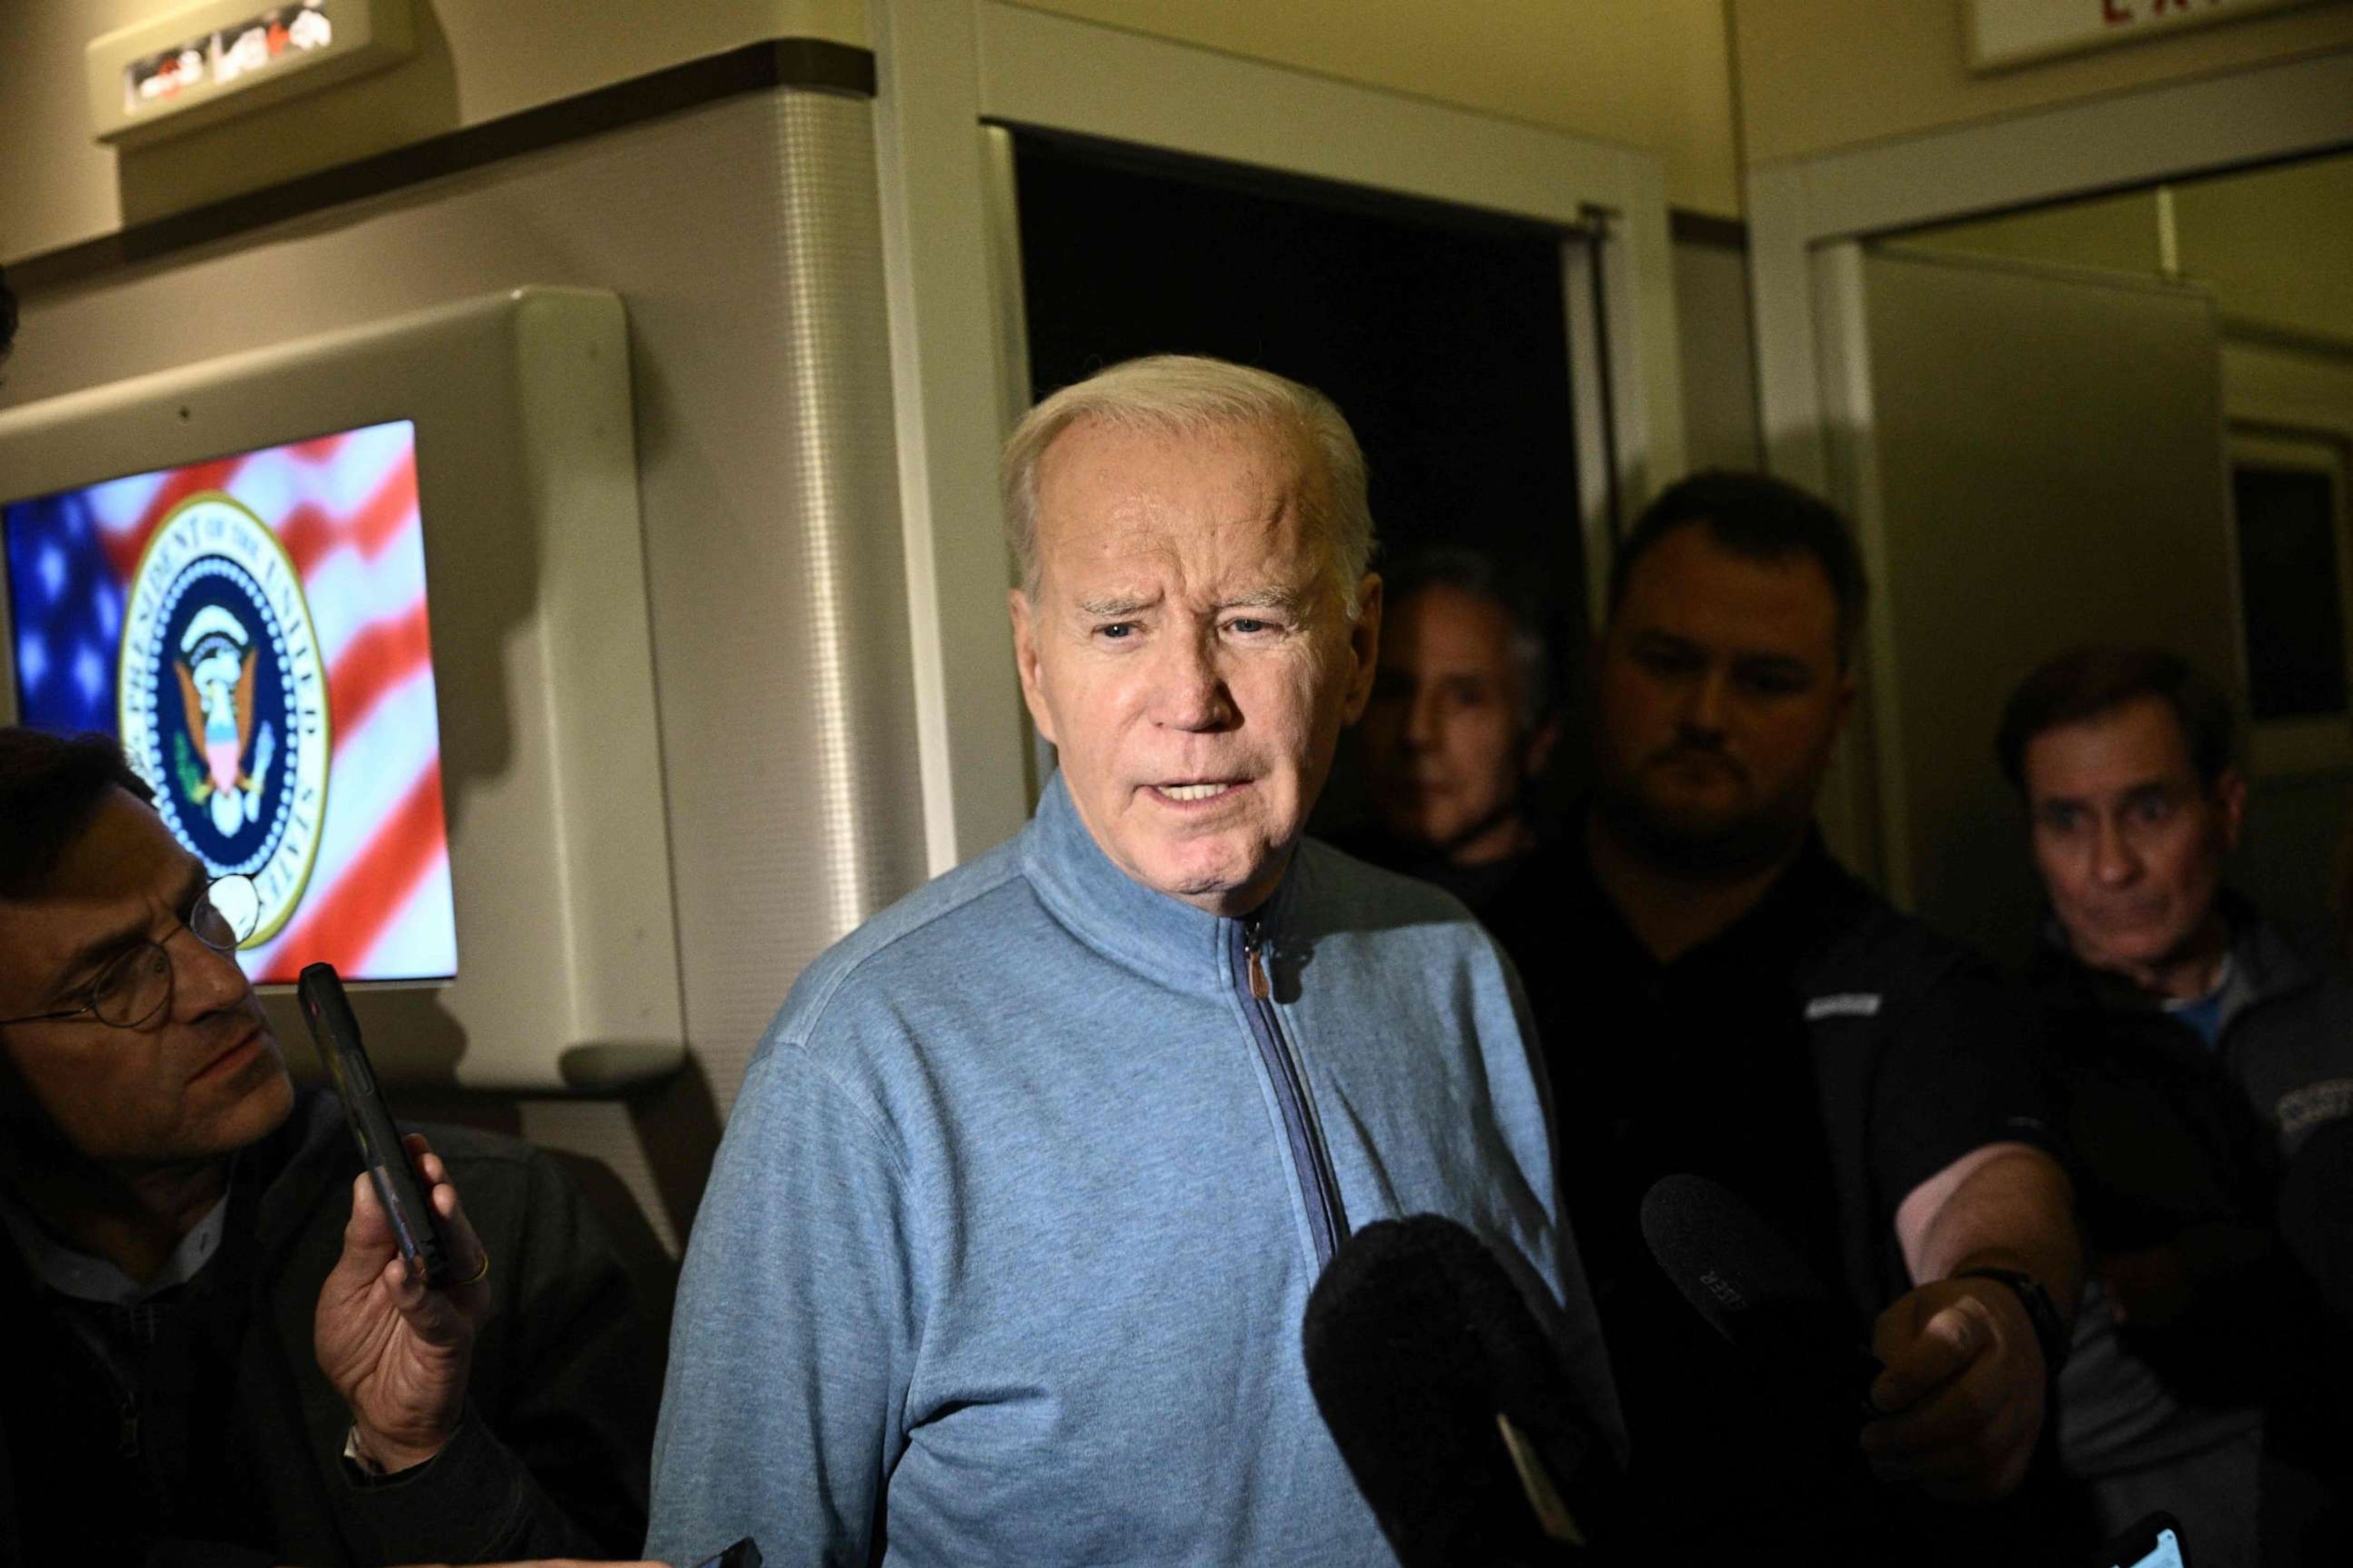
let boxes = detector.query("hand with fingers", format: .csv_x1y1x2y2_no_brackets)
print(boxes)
315,1133,496,1474
1857,1275,2047,1501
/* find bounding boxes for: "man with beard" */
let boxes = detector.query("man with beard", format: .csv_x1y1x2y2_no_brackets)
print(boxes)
1486,471,2082,1559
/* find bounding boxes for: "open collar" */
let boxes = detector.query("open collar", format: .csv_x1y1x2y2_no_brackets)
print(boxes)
2034,889,2322,1010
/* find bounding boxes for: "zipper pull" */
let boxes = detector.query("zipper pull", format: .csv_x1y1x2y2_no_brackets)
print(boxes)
1245,921,1271,1000
119,1408,140,1458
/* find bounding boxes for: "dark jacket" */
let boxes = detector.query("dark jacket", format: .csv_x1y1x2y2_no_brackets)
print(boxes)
2214,913,2353,1166
0,1090,660,1567
2030,900,2353,1553
2030,897,2353,1255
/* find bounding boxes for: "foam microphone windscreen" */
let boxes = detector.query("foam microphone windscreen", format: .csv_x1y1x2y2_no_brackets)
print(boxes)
1302,1215,1610,1567
1638,1174,1878,1429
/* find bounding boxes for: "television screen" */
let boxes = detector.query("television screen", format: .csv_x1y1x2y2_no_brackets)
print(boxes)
3,419,457,983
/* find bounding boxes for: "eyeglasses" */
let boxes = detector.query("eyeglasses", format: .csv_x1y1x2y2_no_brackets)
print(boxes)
0,874,262,1031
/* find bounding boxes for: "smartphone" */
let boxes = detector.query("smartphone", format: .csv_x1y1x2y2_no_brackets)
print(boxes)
2101,1512,2188,1568
693,1540,761,1568
298,961,452,1288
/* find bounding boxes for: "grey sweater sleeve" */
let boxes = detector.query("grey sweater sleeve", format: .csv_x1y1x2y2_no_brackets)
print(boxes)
646,1044,923,1568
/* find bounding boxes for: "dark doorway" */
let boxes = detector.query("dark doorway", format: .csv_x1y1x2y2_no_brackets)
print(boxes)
1011,131,1590,833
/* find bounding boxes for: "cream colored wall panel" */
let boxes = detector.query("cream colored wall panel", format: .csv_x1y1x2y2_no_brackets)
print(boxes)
1672,239,1764,473
1733,0,2353,165
2178,154,2353,342
1825,247,2238,954
1,0,867,262
1880,152,2353,348
1905,188,2166,276
1746,47,2353,527
999,0,1742,215
2,2,134,265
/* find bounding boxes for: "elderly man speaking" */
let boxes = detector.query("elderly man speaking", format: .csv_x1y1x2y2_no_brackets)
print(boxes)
645,357,1607,1566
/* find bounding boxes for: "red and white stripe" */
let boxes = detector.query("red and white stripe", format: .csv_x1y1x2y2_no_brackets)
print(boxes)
90,423,455,982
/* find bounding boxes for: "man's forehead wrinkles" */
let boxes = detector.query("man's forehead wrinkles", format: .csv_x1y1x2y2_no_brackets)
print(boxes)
43,856,207,977
1072,581,1313,617
1054,536,1324,606
1219,586,1307,610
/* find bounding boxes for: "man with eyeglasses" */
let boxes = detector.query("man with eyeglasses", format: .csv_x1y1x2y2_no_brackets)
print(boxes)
0,727,662,1567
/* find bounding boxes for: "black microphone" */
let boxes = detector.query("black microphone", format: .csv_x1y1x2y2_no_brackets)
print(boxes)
1302,1214,1616,1566
1638,1173,1881,1438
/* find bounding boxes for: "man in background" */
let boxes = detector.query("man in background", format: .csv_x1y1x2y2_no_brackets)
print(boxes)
1341,548,1562,915
0,726,661,1566
1489,470,2083,1559
1998,645,2353,1563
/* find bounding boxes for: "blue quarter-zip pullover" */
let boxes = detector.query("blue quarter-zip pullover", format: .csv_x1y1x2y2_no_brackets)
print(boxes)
646,773,1612,1567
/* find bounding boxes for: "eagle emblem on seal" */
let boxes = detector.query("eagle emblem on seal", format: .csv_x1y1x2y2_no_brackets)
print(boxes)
172,604,280,837
119,493,329,947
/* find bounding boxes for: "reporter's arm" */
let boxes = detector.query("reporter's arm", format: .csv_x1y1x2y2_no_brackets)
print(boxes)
1861,1142,2081,1499
1896,1140,2082,1310
320,1135,662,1564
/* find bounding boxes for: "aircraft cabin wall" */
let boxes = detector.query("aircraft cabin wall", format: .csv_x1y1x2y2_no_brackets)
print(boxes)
4,2,2348,1256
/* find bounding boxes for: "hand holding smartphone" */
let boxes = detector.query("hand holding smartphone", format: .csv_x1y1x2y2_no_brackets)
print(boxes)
299,961,453,1287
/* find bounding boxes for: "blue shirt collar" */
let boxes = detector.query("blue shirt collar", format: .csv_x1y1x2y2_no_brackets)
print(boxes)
0,1178,232,1304
1020,771,1298,996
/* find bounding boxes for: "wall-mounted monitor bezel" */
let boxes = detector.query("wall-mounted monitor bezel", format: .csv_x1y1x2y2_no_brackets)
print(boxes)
5,414,463,987
0,289,684,1089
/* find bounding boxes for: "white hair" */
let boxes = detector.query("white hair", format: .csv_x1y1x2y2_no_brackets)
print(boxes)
1001,354,1376,611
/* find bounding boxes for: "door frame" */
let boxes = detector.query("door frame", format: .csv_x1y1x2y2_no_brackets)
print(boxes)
2224,341,2353,777
869,0,1685,871
1744,47,2353,883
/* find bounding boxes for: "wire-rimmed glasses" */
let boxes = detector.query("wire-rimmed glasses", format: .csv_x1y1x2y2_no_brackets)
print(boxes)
0,873,262,1030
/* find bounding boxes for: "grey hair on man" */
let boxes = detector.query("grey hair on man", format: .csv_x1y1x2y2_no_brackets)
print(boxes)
1001,354,1375,611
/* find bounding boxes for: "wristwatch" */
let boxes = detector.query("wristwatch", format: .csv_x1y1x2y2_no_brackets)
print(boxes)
1956,1266,2070,1375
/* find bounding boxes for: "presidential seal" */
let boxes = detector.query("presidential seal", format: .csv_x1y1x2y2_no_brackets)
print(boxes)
119,493,329,945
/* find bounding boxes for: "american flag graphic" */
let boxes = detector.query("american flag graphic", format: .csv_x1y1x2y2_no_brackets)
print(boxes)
3,420,458,983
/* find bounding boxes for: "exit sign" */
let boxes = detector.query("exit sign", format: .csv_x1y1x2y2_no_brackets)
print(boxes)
1968,0,2332,72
